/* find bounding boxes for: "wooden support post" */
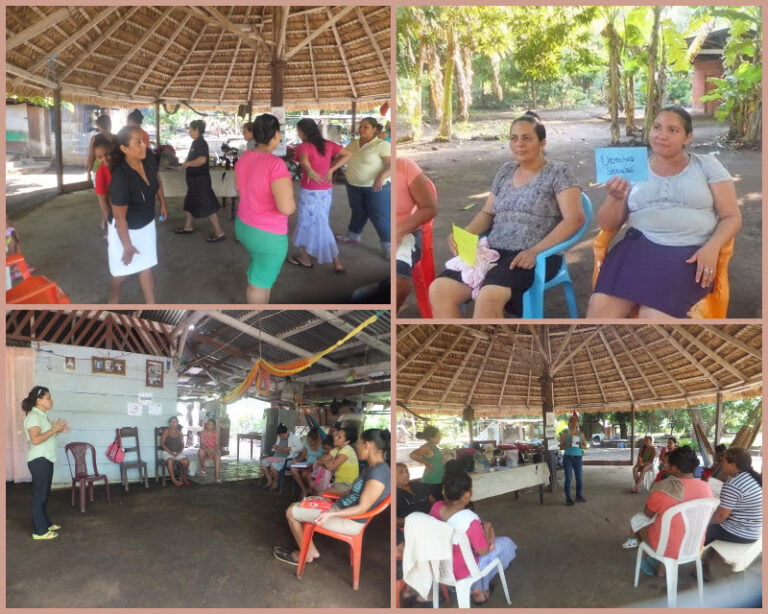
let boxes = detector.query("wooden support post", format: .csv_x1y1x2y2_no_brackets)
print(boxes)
270,59,287,107
630,401,636,465
351,99,357,136
714,391,722,446
155,101,161,147
53,88,63,194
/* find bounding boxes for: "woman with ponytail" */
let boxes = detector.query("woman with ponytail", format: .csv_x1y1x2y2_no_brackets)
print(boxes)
274,428,390,566
234,113,296,303
21,386,70,540
287,117,346,272
430,460,517,605
108,125,168,303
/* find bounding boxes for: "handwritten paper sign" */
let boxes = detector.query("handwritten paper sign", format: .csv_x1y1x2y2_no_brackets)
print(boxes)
595,147,649,183
452,224,479,266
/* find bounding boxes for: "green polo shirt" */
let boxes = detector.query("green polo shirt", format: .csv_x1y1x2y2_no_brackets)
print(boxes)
23,407,57,463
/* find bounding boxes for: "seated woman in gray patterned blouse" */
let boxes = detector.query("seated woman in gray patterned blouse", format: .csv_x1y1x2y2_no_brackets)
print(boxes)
587,106,741,318
429,112,584,318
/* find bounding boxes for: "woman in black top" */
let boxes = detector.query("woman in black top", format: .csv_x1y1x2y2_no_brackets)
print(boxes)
108,126,167,303
174,120,226,242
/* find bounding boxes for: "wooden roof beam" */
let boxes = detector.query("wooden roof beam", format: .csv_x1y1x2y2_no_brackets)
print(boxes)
130,13,192,98
551,324,578,367
672,325,750,381
550,326,603,375
184,6,272,50
202,310,338,368
285,6,355,60
465,332,497,407
584,343,608,404
305,14,319,101
27,7,121,75
654,327,720,387
307,310,390,356
275,7,290,59
100,7,175,92
355,7,390,80
599,330,636,401
219,36,244,105
398,326,446,372
609,327,657,398
7,7,74,50
325,8,358,99
496,338,517,412
189,6,237,101
439,337,481,405
158,21,212,99
404,329,466,403
703,326,761,359
626,326,687,396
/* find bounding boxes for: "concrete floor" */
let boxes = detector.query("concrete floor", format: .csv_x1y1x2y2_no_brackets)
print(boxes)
6,182,390,304
400,464,762,609
6,473,391,608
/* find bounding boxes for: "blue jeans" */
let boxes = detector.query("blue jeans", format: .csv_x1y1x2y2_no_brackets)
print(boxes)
28,457,54,535
345,183,391,246
562,454,583,500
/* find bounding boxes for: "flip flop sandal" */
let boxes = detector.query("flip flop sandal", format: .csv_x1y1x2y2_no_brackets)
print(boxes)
32,530,58,540
206,234,226,243
287,256,314,269
622,537,638,549
174,227,194,234
273,549,299,565
48,524,61,531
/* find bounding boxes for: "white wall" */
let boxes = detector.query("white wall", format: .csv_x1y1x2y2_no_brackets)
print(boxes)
35,342,178,487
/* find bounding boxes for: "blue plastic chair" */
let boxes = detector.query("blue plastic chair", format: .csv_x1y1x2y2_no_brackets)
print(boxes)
520,192,593,318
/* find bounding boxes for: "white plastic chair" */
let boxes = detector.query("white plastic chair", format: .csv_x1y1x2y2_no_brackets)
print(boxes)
435,528,512,608
642,465,657,491
634,497,719,607
704,539,762,573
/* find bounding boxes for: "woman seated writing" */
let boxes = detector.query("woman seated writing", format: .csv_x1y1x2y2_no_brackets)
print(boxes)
290,428,325,498
260,424,303,491
274,428,391,565
429,112,583,318
588,106,741,318
430,460,516,605
631,436,656,493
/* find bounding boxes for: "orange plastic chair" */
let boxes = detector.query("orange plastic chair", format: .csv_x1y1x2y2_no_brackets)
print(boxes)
411,219,435,318
321,489,343,501
6,252,71,304
296,494,391,590
592,230,734,318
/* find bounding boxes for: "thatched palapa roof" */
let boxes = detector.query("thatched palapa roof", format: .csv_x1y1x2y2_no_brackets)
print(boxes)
397,324,762,416
6,6,391,111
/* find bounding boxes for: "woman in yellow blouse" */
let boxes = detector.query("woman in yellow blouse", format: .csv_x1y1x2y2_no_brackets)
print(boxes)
319,426,360,494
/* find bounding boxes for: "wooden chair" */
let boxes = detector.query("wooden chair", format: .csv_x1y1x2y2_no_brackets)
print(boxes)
64,442,111,513
592,230,734,318
296,494,391,590
118,426,149,491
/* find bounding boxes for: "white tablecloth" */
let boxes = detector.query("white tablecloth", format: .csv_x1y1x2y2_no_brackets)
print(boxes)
470,462,550,501
158,167,237,198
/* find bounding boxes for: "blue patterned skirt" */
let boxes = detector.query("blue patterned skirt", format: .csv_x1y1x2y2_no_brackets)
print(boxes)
292,188,339,263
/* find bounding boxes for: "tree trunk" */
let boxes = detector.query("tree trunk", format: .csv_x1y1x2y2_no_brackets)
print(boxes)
602,20,622,145
438,28,455,140
642,6,663,143
427,47,443,124
413,45,426,141
490,54,503,101
453,42,470,122
462,46,474,108
624,74,638,136
744,98,762,147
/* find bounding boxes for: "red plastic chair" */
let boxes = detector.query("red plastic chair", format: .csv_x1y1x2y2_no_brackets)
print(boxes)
411,219,435,317
6,252,71,304
64,442,111,513
296,494,391,589
321,489,343,501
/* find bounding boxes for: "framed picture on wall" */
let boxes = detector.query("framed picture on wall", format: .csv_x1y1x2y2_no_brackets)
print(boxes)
146,360,164,388
92,357,126,374
65,357,76,371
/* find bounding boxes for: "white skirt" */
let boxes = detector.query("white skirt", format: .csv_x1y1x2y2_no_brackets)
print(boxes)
107,219,158,277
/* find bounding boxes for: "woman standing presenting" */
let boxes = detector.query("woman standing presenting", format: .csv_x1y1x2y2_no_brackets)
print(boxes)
328,117,391,258
234,114,296,304
560,412,587,505
108,126,168,304
174,120,226,242
22,386,70,540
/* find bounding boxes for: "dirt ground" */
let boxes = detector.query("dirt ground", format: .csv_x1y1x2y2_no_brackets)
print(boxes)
398,109,762,318
399,464,762,609
5,476,390,608
6,180,390,305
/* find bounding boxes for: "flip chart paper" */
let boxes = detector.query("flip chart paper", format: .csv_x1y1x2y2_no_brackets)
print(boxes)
452,224,479,266
595,147,649,183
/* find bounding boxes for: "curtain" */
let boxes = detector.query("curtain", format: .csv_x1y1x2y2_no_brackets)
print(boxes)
6,346,34,482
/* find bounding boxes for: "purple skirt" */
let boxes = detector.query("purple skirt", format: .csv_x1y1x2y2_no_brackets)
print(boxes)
594,227,712,317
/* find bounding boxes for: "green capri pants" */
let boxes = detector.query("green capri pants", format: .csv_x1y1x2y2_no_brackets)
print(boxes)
235,218,289,289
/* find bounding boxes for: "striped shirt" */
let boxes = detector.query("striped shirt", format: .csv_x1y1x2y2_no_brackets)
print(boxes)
720,471,762,540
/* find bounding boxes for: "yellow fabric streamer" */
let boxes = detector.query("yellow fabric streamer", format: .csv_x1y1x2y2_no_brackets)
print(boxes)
220,313,380,404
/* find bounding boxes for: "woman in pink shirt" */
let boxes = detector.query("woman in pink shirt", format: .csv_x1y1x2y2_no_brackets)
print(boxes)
287,118,345,272
234,114,296,303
